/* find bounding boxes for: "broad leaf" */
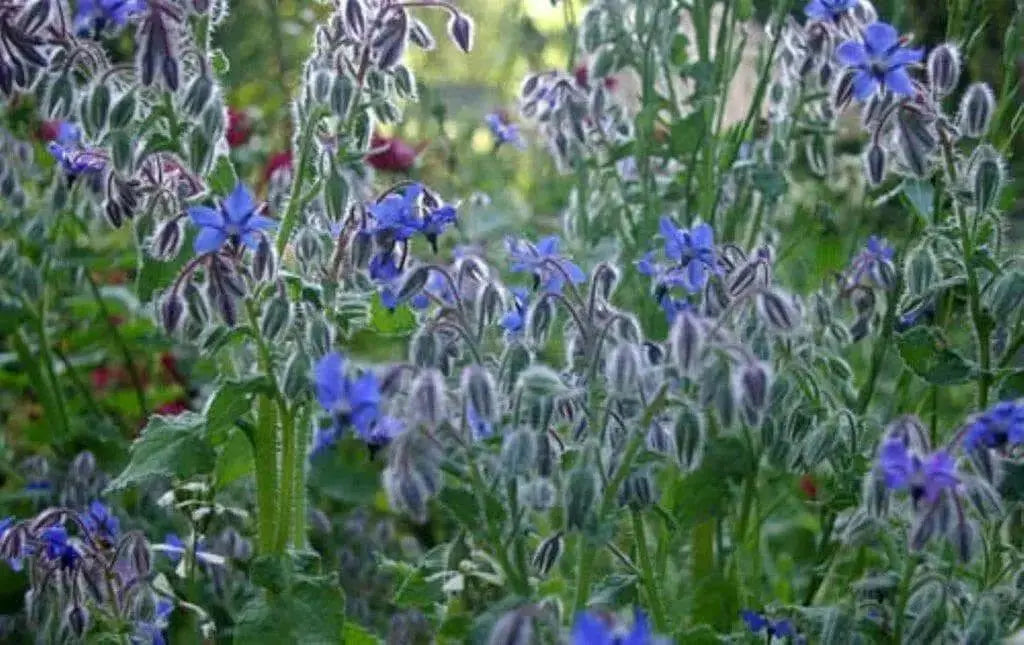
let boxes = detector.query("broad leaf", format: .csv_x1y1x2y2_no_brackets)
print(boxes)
108,412,215,491
897,326,974,385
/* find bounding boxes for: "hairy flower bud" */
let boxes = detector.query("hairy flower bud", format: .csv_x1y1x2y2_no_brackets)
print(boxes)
151,218,183,260
926,44,960,97
501,428,536,477
462,365,497,423
968,144,1004,214
669,310,704,376
66,605,89,638
409,328,440,368
487,608,534,645
674,406,705,470
604,342,640,394
531,531,564,576
160,290,185,333
260,296,291,341
735,361,771,426
564,466,598,532
447,12,474,53
253,236,276,281
183,75,214,117
410,369,446,428
864,143,886,186
527,297,555,344
757,289,800,332
959,83,995,138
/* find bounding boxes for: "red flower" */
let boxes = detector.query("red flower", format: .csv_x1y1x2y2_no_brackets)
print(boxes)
226,108,252,148
91,366,114,390
367,134,419,172
799,473,819,500
38,120,61,142
263,150,293,184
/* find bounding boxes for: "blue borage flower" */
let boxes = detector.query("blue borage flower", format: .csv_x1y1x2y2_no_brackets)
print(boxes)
741,610,795,641
131,598,173,645
835,22,923,100
187,183,276,255
962,401,1024,451
876,436,958,504
152,533,224,568
571,609,665,644
41,525,81,570
500,287,530,334
82,500,120,542
803,0,858,22
485,112,526,149
0,517,23,571
844,235,895,290
48,142,106,181
312,352,404,454
506,235,585,294
74,0,147,36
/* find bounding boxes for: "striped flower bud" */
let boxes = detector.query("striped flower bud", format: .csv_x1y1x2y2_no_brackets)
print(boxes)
260,296,291,341
757,289,800,332
864,143,886,186
501,429,536,477
409,369,446,428
735,361,771,426
926,43,960,97
531,532,564,576
151,219,183,260
669,310,704,376
604,342,640,394
447,12,474,52
486,608,534,645
160,290,185,333
564,466,598,532
527,297,555,344
410,328,440,368
674,406,706,470
253,235,276,282
526,477,558,510
968,144,1004,214
958,83,995,138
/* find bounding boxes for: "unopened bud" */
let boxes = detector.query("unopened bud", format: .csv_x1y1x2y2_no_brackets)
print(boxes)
757,289,800,332
410,369,446,428
260,296,291,341
927,44,960,97
959,83,995,138
604,343,640,394
564,466,597,532
864,143,886,186
151,219,183,260
160,290,185,333
253,235,276,281
735,361,771,426
531,532,563,576
486,608,534,645
501,429,536,477
969,144,1004,214
669,310,704,376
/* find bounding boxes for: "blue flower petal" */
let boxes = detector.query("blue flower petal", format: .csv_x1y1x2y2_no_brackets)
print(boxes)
223,183,257,224
835,41,868,66
863,22,899,56
187,205,224,229
884,67,915,96
313,352,346,411
194,226,228,254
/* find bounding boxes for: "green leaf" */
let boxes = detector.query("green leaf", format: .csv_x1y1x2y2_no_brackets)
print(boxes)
369,294,416,335
215,428,254,488
664,436,750,526
234,575,345,644
210,48,230,76
208,155,238,196
307,436,380,505
900,178,934,221
341,622,381,644
136,229,193,303
107,412,215,491
204,376,271,435
897,326,974,385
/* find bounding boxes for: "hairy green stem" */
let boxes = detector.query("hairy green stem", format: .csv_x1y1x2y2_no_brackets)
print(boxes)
85,271,148,418
631,509,668,632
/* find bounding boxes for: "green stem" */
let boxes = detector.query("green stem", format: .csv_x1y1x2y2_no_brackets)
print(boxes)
291,404,312,548
275,404,296,552
275,107,328,257
34,269,71,441
631,509,668,632
940,137,991,407
85,271,148,418
254,395,280,555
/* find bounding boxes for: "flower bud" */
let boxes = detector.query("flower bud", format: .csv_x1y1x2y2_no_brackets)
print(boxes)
604,342,640,394
531,532,564,577
410,328,440,368
619,470,656,508
447,12,474,52
527,297,555,344
645,421,676,456
66,605,89,638
735,361,771,426
409,369,446,428
564,466,598,532
253,235,276,281
109,91,136,130
183,75,214,117
757,289,800,332
968,144,1004,214
669,310,704,376
462,366,497,423
674,406,705,470
260,296,291,341
476,282,505,326
590,262,620,303
306,315,333,358
151,219,184,260
350,231,373,269
294,228,322,268
486,608,534,645
501,429,536,477
864,143,886,186
926,44,960,97
344,0,364,35
160,290,185,333
959,83,995,138
282,352,310,399
526,477,558,510
500,343,532,394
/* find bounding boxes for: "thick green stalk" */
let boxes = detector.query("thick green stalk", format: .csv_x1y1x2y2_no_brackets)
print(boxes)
291,404,312,547
632,509,668,632
275,404,296,552
254,394,280,555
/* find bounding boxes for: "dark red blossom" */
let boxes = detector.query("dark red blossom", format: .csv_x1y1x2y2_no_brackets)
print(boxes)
263,150,293,185
226,108,252,148
367,134,419,173
799,473,819,500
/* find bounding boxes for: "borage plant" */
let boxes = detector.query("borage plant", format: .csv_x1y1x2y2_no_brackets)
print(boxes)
0,0,1022,642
